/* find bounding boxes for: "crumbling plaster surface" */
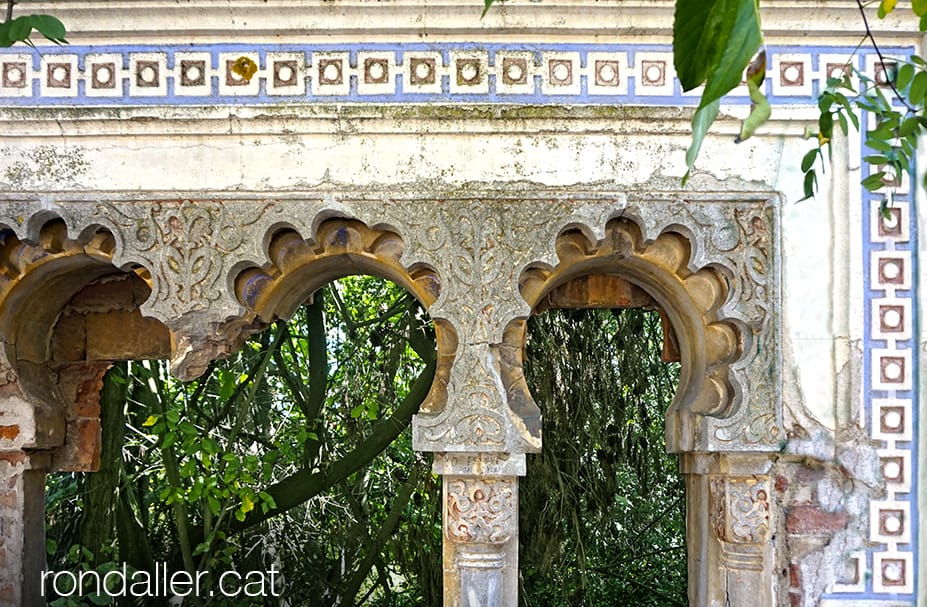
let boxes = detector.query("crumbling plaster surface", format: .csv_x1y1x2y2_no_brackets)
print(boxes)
0,1,921,604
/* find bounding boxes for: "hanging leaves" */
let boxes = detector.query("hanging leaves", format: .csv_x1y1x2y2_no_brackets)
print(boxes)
673,0,764,183
0,14,67,48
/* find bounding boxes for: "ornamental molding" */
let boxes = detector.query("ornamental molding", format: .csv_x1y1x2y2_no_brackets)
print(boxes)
0,188,782,454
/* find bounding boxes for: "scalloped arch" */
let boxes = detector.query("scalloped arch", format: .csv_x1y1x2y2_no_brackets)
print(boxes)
516,217,742,453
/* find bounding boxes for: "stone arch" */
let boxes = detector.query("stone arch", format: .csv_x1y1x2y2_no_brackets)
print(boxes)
0,216,172,606
231,216,453,413
517,217,742,453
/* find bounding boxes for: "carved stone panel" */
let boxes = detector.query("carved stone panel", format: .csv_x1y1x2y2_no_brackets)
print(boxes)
0,189,782,456
445,478,516,545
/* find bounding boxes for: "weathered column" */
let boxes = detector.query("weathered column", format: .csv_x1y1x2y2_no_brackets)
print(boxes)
0,450,49,607
682,453,776,607
434,453,524,607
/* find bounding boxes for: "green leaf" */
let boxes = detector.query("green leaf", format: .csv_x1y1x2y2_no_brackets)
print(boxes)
818,112,834,139
895,63,914,91
87,593,111,606
799,169,817,202
0,15,67,48
909,71,927,105
866,139,895,153
801,148,819,172
142,415,158,427
898,116,921,137
8,18,32,44
161,431,177,449
481,0,495,18
29,15,67,44
878,0,897,18
675,0,762,178
915,0,927,17
735,79,771,142
863,154,890,165
862,172,887,190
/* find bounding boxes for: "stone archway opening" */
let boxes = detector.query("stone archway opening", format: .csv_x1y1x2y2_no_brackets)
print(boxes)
520,302,686,606
42,269,444,606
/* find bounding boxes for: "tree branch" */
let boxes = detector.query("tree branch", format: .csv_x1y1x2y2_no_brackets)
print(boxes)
226,351,435,533
856,0,916,112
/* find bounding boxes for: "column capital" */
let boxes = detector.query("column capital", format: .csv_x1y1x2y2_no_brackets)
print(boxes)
433,452,526,477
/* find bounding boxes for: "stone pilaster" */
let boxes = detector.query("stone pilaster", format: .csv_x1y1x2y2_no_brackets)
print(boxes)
683,453,776,607
434,453,525,607
0,450,49,607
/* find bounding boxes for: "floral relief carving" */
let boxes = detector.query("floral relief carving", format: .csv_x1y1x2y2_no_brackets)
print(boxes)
446,478,515,544
709,475,771,545
0,190,782,457
415,345,509,449
95,200,275,317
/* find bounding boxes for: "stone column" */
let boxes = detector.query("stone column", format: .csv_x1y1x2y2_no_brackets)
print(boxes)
434,453,525,607
682,453,775,607
0,450,50,607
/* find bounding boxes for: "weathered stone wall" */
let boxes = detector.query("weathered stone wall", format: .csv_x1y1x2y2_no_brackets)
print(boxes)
0,2,922,606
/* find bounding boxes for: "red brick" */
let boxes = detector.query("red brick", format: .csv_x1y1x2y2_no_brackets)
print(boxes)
57,362,109,417
789,591,802,607
0,426,18,441
789,563,801,588
0,452,26,466
0,583,14,603
786,505,850,535
53,418,101,472
775,475,789,492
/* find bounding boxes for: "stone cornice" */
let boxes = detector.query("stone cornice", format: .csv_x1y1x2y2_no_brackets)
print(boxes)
13,1,923,45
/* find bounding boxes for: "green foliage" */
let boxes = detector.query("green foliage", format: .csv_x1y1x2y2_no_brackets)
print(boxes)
800,3,927,215
46,276,441,605
520,308,685,606
673,0,764,182
0,14,66,47
46,277,687,606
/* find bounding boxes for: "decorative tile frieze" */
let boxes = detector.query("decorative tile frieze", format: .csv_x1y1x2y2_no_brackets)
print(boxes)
0,43,913,106
0,54,33,98
872,398,913,442
771,53,812,96
39,54,78,97
870,250,912,291
872,552,913,594
128,53,167,97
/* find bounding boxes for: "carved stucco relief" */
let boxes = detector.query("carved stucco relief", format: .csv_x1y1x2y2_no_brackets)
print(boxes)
709,474,772,573
445,478,516,544
0,190,782,456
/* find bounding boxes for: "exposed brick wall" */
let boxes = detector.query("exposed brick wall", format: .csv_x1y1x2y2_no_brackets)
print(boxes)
774,455,868,607
48,272,170,472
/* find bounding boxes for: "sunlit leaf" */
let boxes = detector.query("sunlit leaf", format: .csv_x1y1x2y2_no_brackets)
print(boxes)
878,0,897,18
675,0,762,179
